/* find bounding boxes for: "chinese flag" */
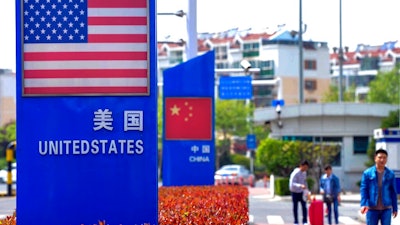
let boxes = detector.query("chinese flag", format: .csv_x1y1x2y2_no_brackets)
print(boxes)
165,97,212,140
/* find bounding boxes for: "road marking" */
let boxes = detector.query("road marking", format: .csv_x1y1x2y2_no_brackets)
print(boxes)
249,214,254,223
339,216,361,224
266,215,285,224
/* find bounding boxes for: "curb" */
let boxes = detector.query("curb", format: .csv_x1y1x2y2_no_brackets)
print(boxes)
0,190,16,197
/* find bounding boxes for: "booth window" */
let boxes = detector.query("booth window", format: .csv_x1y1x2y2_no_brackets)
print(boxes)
354,136,369,154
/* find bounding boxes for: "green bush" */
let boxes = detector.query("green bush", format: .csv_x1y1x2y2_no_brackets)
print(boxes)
230,154,250,169
274,177,315,196
274,177,290,195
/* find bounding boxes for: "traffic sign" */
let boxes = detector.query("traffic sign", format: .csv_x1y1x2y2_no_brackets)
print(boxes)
219,76,252,100
247,134,257,150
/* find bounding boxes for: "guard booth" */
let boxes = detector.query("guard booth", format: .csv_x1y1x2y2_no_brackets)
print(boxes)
374,128,400,192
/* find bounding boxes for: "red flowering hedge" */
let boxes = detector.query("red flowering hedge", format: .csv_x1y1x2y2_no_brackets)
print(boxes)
0,185,249,225
159,185,249,224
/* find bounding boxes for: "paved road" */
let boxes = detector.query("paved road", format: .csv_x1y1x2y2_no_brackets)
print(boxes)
0,183,16,219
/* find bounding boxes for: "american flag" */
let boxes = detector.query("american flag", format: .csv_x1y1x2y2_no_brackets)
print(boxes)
23,0,149,96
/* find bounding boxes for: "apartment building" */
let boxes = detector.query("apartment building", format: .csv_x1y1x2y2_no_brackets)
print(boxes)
330,41,400,102
159,29,400,106
158,29,331,107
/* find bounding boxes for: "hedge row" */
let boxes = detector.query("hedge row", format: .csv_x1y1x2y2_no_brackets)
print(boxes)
274,177,315,195
159,185,249,224
0,185,249,225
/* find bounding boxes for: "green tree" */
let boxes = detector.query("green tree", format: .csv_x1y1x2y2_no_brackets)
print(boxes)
256,138,296,176
256,138,340,191
215,99,250,168
0,121,16,163
367,66,400,104
364,109,400,167
321,85,356,102
230,153,250,169
381,109,400,128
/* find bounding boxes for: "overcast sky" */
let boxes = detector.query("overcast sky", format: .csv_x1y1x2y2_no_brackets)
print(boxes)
1,0,399,72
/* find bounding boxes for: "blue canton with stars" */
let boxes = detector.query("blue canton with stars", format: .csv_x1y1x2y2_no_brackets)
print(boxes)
23,0,88,44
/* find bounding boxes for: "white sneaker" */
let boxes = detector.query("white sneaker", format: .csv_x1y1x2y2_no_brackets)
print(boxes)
303,223,308,225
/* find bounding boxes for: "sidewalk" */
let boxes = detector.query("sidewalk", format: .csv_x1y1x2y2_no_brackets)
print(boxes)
248,186,361,203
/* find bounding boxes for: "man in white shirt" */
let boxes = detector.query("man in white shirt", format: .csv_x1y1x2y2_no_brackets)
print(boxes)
289,160,310,225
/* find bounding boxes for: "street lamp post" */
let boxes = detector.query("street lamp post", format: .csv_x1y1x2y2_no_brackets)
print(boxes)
299,0,304,104
157,0,198,61
186,0,198,60
338,0,344,102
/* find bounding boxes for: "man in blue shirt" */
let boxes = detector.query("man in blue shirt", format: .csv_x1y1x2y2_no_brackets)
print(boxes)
360,149,398,225
320,165,341,225
289,160,310,225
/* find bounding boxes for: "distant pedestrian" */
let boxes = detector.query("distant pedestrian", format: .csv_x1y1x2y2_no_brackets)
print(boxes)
360,148,398,225
289,160,310,225
320,165,341,225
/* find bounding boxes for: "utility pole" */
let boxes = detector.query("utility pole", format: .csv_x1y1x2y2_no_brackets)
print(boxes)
299,0,304,104
186,0,198,60
338,0,344,102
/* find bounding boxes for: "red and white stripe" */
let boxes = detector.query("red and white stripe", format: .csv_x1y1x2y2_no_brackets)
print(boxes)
23,0,149,95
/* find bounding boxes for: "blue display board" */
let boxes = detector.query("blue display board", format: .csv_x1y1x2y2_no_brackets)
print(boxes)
16,0,158,224
246,134,257,150
219,76,253,99
162,51,215,186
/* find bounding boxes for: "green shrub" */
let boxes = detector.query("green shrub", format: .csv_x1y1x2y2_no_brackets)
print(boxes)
230,154,250,169
274,177,315,196
274,177,290,195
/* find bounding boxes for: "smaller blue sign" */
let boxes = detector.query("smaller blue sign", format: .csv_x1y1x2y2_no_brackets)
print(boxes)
246,134,256,150
272,99,285,107
219,76,252,100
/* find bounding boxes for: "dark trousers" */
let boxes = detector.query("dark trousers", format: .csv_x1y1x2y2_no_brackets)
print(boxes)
326,198,339,224
291,192,307,224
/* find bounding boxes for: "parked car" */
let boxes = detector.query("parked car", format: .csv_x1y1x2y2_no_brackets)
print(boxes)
0,162,16,183
214,164,255,187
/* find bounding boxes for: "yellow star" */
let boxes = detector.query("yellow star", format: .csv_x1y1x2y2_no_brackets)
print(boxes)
170,104,180,115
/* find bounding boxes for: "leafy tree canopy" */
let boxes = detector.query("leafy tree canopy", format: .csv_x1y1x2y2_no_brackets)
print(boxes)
321,84,356,103
367,66,400,104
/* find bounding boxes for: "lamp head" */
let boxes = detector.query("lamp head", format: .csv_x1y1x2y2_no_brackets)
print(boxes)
275,104,281,114
240,60,252,73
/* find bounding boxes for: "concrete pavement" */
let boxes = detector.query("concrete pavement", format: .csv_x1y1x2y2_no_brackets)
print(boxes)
248,186,361,203
248,186,400,224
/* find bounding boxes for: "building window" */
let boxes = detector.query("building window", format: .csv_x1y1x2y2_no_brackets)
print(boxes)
304,60,317,70
360,57,379,70
216,62,229,69
243,42,260,57
396,57,400,66
259,60,274,77
353,136,369,154
214,45,228,60
305,79,317,91
169,50,183,64
243,42,259,51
